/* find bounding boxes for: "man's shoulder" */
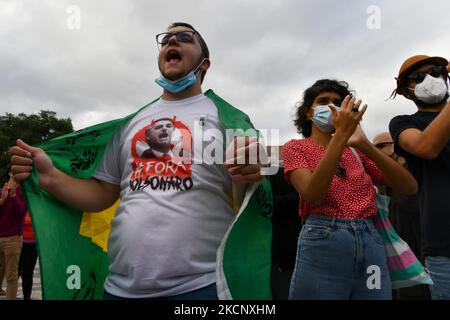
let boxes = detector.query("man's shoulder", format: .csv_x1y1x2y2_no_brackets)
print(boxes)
205,89,255,130
389,112,419,134
390,112,417,124
204,89,245,112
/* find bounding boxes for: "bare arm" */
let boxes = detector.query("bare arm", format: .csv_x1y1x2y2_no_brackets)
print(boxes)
290,96,367,206
397,62,450,160
349,129,418,195
42,169,120,212
10,139,120,212
289,133,347,205
397,103,450,160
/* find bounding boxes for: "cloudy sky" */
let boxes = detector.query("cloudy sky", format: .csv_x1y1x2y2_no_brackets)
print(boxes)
1,0,449,145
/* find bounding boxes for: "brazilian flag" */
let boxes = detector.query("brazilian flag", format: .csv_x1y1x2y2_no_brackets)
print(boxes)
23,90,273,300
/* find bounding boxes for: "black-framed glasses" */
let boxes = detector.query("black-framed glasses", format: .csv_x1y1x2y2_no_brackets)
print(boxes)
374,141,394,149
409,65,445,84
156,31,197,47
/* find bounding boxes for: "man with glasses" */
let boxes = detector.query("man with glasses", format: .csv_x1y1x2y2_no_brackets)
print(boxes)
9,22,268,300
373,134,397,161
389,55,450,299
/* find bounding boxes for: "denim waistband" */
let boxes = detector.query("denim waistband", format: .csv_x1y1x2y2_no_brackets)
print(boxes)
305,214,377,231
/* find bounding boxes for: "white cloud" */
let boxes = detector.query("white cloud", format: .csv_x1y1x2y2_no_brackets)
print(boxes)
0,0,449,144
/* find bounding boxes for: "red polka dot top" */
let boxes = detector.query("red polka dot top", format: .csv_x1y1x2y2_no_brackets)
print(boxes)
282,138,383,220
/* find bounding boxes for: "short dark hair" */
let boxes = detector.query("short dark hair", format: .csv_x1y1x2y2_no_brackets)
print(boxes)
168,22,210,83
146,118,174,135
294,79,353,137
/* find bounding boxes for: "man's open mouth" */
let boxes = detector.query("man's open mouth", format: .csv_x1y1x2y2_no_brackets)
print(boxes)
167,50,182,63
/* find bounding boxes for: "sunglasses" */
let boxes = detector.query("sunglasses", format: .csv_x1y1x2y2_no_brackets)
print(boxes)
409,65,446,84
156,31,197,47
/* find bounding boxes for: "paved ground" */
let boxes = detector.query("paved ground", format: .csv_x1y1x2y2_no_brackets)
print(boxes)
0,258,42,300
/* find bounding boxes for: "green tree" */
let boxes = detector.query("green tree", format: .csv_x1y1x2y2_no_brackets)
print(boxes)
0,110,73,182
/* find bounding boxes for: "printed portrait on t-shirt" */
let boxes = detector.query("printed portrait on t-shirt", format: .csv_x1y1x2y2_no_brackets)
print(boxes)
141,118,175,159
129,116,193,192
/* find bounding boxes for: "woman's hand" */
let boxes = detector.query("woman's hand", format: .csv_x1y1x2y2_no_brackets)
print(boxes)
0,183,10,205
330,95,367,142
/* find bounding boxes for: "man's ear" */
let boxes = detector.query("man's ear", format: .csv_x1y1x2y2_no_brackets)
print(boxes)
200,58,210,73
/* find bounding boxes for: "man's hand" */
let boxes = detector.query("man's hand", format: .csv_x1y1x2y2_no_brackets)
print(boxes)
9,139,55,189
226,164,263,183
9,139,120,212
225,137,264,183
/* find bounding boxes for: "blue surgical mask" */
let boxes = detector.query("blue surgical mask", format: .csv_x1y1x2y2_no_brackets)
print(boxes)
155,59,205,93
311,105,339,133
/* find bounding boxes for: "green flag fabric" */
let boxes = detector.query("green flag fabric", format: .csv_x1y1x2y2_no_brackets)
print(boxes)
23,89,272,300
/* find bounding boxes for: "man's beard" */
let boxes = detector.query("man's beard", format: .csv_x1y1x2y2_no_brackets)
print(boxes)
159,56,203,81
160,68,186,81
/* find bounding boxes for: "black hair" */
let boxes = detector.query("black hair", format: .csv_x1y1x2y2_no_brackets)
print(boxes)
294,79,353,137
145,118,174,136
168,22,210,83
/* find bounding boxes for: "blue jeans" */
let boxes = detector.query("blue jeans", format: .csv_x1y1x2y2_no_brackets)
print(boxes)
289,214,392,300
425,256,450,300
104,283,218,300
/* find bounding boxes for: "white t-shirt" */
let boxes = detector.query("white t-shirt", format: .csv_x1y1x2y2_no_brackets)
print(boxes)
93,93,236,298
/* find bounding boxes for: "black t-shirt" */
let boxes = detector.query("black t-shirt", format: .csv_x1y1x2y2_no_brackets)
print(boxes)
269,167,301,271
389,111,450,258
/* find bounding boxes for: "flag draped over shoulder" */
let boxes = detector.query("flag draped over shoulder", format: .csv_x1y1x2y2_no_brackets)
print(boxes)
23,104,150,300
23,89,272,300
206,91,273,300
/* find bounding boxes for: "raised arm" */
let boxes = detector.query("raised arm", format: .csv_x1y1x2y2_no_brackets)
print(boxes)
289,135,346,206
395,62,450,160
290,96,367,205
396,102,450,160
9,139,120,212
348,126,418,195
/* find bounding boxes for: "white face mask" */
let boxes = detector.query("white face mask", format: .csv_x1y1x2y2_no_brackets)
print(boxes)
413,74,448,105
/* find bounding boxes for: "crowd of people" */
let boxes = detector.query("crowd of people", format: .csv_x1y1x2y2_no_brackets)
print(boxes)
3,22,450,300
